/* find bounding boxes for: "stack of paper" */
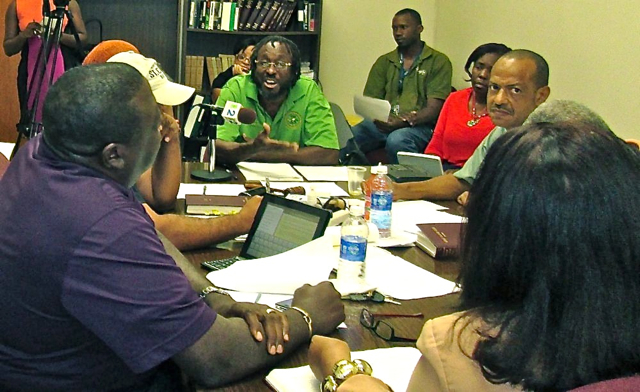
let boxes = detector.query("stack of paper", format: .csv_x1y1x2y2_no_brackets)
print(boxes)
237,162,303,181
293,166,349,182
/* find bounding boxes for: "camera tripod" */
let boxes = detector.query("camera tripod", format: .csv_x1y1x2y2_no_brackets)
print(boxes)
11,0,82,158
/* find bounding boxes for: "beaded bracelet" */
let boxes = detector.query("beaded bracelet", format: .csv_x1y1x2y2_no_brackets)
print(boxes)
321,359,373,392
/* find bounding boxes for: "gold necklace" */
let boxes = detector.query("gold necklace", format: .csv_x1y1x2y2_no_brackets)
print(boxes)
467,92,488,127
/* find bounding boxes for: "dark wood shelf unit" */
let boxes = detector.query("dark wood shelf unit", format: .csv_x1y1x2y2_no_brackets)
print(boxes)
177,0,323,88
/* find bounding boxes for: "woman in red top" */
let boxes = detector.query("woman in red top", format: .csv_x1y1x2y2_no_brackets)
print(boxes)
424,43,510,170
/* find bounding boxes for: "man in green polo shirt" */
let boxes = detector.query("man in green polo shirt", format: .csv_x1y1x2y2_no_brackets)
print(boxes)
215,36,339,165
350,8,452,163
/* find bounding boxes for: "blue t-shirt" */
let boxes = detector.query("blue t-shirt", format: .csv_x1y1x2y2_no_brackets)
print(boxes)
0,135,216,391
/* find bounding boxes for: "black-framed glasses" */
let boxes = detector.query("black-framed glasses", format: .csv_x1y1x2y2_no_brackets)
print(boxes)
360,308,420,342
254,60,292,70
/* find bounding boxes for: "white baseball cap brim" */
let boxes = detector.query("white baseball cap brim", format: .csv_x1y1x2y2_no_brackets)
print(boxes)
107,51,195,106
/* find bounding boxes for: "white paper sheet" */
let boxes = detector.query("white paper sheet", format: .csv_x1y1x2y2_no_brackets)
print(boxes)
353,94,392,122
261,181,348,197
177,183,247,199
0,142,15,159
237,162,303,181
293,165,349,181
206,236,336,294
392,201,465,234
266,346,421,392
207,232,456,300
364,246,459,300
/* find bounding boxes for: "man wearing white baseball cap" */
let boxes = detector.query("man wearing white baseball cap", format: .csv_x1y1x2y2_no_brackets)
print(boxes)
105,51,193,213
108,51,195,106
98,49,261,251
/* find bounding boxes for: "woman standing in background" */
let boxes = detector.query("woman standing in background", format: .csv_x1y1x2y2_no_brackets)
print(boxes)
3,0,86,125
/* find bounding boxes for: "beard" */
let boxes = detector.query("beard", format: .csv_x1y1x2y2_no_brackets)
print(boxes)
252,72,296,101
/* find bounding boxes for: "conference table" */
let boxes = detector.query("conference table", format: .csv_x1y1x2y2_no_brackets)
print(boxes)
179,163,464,392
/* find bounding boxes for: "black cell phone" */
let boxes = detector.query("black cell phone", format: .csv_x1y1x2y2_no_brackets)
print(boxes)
239,187,267,197
275,298,293,311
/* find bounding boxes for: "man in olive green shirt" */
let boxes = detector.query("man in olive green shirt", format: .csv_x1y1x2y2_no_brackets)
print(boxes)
215,36,339,165
350,8,452,163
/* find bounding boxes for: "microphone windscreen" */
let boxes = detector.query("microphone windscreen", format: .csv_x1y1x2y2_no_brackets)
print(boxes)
237,107,257,124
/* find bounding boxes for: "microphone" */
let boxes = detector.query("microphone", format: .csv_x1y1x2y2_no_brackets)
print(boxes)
196,101,257,125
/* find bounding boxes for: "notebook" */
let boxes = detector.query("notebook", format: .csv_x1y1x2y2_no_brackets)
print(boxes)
388,152,444,183
201,194,332,271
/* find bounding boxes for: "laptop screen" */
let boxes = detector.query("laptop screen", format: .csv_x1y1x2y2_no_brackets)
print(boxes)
241,194,331,259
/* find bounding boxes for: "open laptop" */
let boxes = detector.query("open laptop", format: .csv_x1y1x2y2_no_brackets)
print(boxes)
388,152,444,183
201,193,332,271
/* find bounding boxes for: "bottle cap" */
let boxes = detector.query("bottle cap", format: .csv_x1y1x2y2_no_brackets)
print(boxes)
371,163,387,175
349,200,365,216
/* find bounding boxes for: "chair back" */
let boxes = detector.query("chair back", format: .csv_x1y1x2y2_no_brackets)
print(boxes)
330,102,354,149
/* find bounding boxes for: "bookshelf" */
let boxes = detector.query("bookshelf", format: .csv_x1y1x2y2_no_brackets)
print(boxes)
177,0,323,94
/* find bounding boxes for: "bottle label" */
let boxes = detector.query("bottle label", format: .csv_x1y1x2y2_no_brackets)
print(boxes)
371,192,392,211
340,235,367,262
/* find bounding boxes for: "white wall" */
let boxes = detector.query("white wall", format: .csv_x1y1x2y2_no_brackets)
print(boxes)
320,0,639,139
319,0,437,117
434,0,639,139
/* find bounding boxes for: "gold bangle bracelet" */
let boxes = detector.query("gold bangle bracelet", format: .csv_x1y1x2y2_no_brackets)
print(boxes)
289,306,313,338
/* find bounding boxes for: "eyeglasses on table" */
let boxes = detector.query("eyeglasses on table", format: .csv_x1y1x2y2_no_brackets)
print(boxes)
360,308,422,343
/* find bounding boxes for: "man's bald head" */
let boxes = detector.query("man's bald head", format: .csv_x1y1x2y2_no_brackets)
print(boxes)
499,49,549,88
487,49,551,129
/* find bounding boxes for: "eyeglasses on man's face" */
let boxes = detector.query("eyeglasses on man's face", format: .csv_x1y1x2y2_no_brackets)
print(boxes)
360,308,420,343
235,53,251,63
254,60,292,70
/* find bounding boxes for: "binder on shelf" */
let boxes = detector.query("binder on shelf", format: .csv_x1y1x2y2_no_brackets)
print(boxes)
260,0,282,31
307,2,316,31
188,0,197,27
250,0,272,30
301,0,308,30
205,57,216,85
243,0,264,31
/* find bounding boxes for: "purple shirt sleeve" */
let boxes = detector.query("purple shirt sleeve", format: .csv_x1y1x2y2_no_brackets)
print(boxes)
61,206,217,374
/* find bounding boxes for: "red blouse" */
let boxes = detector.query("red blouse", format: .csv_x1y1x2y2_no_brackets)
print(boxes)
424,88,496,168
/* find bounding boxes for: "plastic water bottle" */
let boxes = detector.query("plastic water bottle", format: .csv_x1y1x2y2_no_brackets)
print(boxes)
338,202,369,286
369,164,393,238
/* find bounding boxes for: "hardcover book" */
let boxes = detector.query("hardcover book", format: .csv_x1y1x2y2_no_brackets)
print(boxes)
250,0,273,30
260,0,282,30
415,223,465,259
243,0,263,31
185,195,247,216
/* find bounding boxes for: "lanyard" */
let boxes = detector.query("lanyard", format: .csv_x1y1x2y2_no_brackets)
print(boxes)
397,43,424,95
